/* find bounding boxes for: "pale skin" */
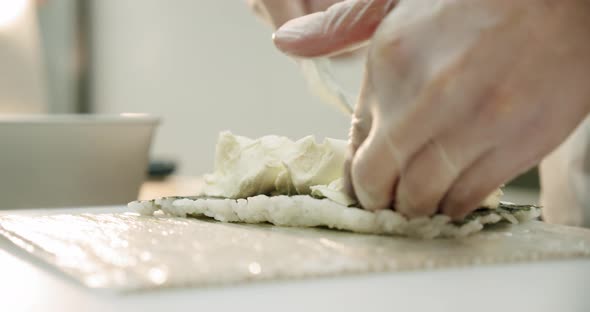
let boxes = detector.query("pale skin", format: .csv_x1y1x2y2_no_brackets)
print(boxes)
250,0,590,220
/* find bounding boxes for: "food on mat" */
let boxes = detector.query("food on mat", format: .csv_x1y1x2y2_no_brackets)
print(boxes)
130,132,540,238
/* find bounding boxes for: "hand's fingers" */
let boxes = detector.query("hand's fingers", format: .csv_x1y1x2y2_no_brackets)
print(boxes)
395,122,494,218
365,3,531,217
248,0,307,28
395,141,454,218
439,149,529,221
351,127,400,211
393,71,504,218
367,32,514,218
439,122,553,220
274,0,398,57
439,98,585,221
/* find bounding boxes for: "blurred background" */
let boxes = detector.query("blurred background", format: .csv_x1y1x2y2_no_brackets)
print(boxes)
34,0,351,175
1,0,539,203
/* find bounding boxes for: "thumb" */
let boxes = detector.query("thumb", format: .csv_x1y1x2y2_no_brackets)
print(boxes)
273,0,398,57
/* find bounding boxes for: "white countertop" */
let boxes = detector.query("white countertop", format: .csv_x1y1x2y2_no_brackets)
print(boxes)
1,206,589,312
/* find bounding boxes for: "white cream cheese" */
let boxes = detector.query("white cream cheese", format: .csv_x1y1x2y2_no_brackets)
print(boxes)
201,131,347,199
202,132,501,209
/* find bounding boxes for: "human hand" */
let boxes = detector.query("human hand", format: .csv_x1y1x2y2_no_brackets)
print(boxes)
275,0,590,220
250,0,396,56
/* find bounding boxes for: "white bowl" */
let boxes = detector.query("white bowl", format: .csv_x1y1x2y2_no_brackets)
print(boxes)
0,114,159,209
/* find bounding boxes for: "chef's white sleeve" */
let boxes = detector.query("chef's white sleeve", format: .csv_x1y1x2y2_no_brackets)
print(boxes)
540,115,590,227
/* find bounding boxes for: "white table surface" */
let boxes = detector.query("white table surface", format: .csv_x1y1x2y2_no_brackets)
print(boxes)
1,206,589,312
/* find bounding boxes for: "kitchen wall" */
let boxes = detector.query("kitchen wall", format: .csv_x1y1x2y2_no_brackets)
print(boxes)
37,0,78,113
89,1,355,176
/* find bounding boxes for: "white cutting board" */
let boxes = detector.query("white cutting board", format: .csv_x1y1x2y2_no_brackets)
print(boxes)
0,211,589,292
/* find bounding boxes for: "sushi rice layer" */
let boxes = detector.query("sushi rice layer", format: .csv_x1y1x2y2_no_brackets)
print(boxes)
129,195,541,239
